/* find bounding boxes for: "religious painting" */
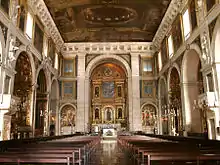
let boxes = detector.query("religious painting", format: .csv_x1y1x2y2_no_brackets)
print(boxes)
60,105,75,127
63,59,74,76
161,38,168,65
172,15,182,53
142,104,157,127
102,82,114,98
189,0,197,31
34,20,44,54
141,81,154,98
63,81,73,97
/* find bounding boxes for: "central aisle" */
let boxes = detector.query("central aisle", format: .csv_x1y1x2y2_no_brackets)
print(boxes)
90,138,133,165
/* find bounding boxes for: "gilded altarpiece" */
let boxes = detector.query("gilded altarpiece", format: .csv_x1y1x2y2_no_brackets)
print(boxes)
60,105,76,134
90,63,127,129
142,104,157,133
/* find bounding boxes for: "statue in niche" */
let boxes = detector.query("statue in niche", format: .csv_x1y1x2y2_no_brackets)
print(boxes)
95,108,99,119
106,108,112,121
201,31,211,64
118,86,122,97
118,108,122,119
95,87,99,97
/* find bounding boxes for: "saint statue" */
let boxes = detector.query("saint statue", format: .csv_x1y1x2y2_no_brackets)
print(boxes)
118,108,122,119
106,108,112,121
95,108,99,119
95,87,99,97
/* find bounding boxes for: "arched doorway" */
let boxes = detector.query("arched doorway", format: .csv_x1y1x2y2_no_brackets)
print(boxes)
90,62,128,133
159,78,168,135
141,104,157,134
60,105,76,135
11,52,32,139
182,49,204,134
35,69,47,137
168,67,183,136
49,80,58,136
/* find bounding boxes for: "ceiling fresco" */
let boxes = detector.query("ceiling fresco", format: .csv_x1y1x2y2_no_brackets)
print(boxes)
44,0,171,42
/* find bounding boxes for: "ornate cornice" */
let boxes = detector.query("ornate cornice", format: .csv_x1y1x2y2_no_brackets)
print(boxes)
153,0,184,50
30,0,64,51
61,42,155,57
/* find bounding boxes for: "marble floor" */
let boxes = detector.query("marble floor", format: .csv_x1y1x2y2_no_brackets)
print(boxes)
90,138,133,165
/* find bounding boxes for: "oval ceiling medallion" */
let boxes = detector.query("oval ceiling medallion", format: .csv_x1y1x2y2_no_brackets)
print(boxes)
82,5,138,25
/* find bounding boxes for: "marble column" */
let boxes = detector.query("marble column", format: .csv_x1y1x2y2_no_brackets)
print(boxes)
76,54,86,132
130,53,142,131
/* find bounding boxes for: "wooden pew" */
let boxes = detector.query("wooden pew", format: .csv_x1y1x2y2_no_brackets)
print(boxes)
117,135,220,165
0,134,101,165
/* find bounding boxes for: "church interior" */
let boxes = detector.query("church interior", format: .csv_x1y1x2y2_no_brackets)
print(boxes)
0,0,220,164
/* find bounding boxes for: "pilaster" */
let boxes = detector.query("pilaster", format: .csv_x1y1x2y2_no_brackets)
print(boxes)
131,53,142,131
76,54,86,132
182,81,202,133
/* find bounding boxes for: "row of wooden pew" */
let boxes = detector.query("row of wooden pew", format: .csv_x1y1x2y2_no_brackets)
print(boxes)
118,135,220,165
0,134,101,165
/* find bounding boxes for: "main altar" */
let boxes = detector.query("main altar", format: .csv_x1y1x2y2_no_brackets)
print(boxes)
90,63,128,132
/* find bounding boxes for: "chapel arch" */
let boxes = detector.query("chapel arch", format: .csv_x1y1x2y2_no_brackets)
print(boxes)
141,104,157,134
168,67,183,135
11,51,33,139
182,49,204,133
35,69,48,137
60,105,76,135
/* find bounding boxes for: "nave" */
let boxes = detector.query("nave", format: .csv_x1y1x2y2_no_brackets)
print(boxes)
0,133,220,165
